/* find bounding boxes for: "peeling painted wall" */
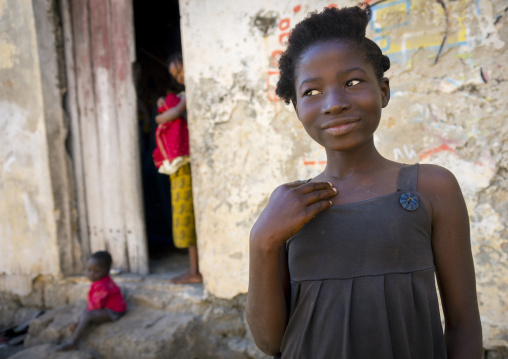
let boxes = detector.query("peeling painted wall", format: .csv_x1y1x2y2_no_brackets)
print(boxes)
180,0,508,349
0,0,74,295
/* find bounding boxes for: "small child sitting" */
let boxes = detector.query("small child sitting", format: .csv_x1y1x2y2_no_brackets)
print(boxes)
57,251,126,351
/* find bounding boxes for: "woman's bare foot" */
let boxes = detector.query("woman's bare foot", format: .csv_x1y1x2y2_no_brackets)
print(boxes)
170,271,203,284
56,341,77,351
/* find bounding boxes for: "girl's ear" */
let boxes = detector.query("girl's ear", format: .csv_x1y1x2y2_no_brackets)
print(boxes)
380,77,390,108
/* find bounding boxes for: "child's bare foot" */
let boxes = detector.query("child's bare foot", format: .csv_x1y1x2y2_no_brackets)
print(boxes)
56,341,77,351
170,271,203,284
69,323,77,333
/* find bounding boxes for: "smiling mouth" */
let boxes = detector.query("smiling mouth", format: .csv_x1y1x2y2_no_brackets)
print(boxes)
322,118,359,135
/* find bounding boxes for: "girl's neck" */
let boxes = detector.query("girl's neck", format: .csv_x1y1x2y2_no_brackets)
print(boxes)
322,145,388,180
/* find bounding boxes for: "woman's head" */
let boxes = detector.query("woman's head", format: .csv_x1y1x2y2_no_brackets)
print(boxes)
167,52,185,85
276,5,390,105
86,251,112,282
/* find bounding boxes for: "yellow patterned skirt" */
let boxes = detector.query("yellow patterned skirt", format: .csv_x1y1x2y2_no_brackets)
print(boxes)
169,163,197,248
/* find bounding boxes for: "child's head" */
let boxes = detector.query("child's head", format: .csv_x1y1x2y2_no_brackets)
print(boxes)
167,52,185,85
275,5,390,105
275,5,391,151
86,251,112,282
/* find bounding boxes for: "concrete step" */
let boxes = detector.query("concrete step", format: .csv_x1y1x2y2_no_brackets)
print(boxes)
6,275,269,359
24,305,202,358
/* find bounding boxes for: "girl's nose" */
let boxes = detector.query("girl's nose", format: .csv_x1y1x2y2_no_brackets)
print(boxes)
322,89,350,115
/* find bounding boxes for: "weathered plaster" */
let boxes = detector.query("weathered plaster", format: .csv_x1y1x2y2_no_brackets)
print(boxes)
0,0,66,295
180,0,508,349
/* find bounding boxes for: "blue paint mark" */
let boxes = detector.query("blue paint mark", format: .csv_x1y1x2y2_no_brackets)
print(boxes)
442,77,463,88
475,0,482,15
386,41,468,66
370,0,412,33
373,35,391,51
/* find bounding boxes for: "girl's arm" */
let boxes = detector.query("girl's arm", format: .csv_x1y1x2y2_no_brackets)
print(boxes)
419,164,482,359
246,181,337,355
155,96,186,124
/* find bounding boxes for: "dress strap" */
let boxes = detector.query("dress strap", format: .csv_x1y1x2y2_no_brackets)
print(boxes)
396,163,419,192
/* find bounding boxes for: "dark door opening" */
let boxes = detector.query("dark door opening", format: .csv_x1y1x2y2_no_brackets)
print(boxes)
133,0,187,274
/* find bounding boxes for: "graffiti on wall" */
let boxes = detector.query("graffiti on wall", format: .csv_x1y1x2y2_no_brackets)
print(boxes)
368,0,468,66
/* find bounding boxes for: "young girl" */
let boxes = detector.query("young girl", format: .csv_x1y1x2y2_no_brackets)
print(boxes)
246,5,482,359
155,52,202,284
57,251,126,351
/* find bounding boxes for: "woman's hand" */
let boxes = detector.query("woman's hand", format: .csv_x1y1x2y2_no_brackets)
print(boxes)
250,181,337,251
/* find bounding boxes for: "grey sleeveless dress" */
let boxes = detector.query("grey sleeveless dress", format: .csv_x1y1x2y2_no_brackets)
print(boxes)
278,164,446,358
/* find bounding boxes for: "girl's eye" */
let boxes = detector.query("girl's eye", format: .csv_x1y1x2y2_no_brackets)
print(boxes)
304,89,321,96
346,79,361,87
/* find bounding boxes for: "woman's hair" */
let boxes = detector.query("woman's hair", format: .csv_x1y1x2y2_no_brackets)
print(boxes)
90,251,112,270
276,5,391,104
167,51,183,67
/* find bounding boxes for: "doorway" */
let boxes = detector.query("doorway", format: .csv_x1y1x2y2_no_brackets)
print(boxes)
133,0,188,274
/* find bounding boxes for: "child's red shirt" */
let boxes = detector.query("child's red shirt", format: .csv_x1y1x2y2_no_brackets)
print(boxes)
87,275,126,313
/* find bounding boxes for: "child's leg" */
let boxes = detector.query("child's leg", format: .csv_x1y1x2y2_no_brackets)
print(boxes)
57,309,111,351
170,245,203,284
169,164,202,284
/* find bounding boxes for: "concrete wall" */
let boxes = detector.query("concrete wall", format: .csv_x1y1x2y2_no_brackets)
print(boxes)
0,0,76,295
180,0,508,349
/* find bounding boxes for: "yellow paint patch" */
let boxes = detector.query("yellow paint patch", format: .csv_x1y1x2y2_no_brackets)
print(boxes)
370,0,468,57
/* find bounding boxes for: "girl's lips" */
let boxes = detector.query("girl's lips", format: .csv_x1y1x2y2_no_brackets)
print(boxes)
322,120,359,135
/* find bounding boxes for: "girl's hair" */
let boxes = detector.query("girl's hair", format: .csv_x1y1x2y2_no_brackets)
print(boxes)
276,5,391,104
90,251,112,270
167,51,183,67
166,51,185,92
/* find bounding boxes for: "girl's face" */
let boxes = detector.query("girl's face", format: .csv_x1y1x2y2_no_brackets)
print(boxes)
293,40,390,153
169,60,185,85
86,258,109,282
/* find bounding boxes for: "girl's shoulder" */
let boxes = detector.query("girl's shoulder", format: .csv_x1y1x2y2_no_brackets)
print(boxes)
416,163,464,220
417,163,459,189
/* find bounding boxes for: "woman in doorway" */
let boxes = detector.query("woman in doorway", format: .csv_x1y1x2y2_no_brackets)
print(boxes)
155,52,202,284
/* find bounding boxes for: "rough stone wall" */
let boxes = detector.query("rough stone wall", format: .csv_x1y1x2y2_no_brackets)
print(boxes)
0,0,71,294
179,0,508,350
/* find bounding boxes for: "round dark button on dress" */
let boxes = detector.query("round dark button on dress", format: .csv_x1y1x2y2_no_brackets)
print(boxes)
400,192,419,211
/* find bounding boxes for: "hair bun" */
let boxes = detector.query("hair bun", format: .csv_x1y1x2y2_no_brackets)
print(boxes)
381,55,391,72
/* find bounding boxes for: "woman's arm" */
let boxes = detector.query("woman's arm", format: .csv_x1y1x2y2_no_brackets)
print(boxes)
155,96,186,124
246,181,337,355
419,164,482,359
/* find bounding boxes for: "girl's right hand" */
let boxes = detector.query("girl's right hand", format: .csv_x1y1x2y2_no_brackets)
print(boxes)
250,181,337,251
